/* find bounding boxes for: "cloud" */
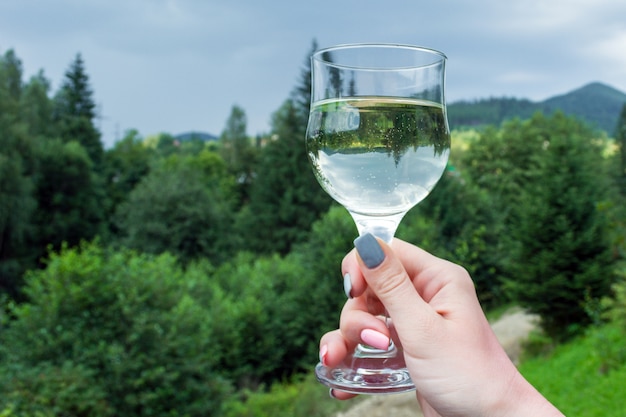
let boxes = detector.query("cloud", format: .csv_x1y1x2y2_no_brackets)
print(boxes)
2,0,626,147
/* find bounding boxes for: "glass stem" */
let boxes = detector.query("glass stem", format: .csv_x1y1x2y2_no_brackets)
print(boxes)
349,211,407,244
349,211,407,353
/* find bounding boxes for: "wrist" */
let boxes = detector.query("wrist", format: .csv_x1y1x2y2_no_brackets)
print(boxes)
486,369,564,417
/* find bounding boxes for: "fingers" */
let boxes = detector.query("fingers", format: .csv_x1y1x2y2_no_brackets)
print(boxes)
341,249,366,298
353,234,434,328
318,330,358,401
342,237,456,301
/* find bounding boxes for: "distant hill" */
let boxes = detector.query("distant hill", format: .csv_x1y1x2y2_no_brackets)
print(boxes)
174,131,218,142
448,82,626,134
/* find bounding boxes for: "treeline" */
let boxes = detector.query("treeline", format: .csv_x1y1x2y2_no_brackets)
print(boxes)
447,82,626,133
1,44,626,417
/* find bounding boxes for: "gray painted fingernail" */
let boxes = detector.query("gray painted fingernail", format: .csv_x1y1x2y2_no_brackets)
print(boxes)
343,273,353,298
354,233,385,269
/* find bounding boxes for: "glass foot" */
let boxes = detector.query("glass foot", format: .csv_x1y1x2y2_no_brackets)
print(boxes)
315,343,415,394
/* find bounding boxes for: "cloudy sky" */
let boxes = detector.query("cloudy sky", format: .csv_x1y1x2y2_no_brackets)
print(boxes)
1,0,625,147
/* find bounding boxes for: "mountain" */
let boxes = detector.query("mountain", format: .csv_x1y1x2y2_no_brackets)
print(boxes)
174,131,218,142
447,82,626,134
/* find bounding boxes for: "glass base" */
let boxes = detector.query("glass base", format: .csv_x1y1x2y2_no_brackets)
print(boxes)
315,342,415,395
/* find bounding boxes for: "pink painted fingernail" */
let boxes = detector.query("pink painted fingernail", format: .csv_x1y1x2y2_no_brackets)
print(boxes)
360,329,390,350
319,344,328,366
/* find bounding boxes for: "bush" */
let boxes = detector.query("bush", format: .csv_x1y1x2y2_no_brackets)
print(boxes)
0,242,230,417
221,373,352,417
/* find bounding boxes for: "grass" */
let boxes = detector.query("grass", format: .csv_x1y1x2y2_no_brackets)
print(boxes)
518,323,626,416
221,372,356,417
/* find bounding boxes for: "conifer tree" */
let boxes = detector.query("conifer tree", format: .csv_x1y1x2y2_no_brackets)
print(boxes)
237,42,331,255
0,49,36,298
504,113,614,340
53,53,103,165
219,105,256,202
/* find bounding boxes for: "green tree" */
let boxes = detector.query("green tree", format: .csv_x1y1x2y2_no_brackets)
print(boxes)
0,153,35,298
53,53,103,165
238,99,331,255
20,70,54,138
0,50,22,108
503,113,615,340
0,50,37,298
0,242,230,416
115,151,237,264
404,168,506,306
219,105,257,202
29,139,105,260
101,129,155,233
210,206,352,387
291,40,318,126
235,41,331,255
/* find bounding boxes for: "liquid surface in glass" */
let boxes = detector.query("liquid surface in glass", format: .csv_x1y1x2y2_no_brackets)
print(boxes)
306,97,451,217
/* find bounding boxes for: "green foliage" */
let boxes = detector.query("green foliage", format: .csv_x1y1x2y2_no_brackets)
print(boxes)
52,53,103,165
289,204,356,345
0,362,111,417
449,82,626,133
101,129,155,227
0,242,230,417
19,70,55,138
30,138,106,256
115,151,237,264
448,97,537,129
603,266,626,335
219,105,257,202
503,113,615,340
405,168,506,306
0,152,36,297
519,323,626,416
615,103,626,193
205,205,351,387
238,99,331,255
222,373,351,417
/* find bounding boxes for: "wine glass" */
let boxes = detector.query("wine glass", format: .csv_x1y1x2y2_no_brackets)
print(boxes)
306,43,450,394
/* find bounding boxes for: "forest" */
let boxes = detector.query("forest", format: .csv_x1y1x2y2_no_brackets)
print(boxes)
1,41,626,417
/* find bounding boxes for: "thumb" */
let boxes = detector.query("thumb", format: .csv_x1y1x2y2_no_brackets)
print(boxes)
353,233,435,339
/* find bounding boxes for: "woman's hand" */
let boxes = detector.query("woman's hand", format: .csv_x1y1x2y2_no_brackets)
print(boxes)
319,235,564,417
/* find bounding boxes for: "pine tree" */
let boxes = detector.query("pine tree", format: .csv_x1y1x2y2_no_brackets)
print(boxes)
291,39,317,127
0,50,39,298
504,113,615,340
53,53,103,165
219,105,256,202
236,42,332,255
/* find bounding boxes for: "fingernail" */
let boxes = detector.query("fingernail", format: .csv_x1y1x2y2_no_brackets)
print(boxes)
343,273,353,298
361,328,390,350
319,344,328,366
354,233,385,269
329,388,337,399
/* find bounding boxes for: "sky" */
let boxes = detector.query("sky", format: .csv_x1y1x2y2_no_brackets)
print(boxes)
1,0,625,148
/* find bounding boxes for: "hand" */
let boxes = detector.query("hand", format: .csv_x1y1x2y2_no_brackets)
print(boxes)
319,235,563,417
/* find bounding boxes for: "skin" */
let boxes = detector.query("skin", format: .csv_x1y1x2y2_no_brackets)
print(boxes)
319,237,564,417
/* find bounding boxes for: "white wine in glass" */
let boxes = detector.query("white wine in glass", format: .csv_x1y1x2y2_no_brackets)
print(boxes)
306,44,450,394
